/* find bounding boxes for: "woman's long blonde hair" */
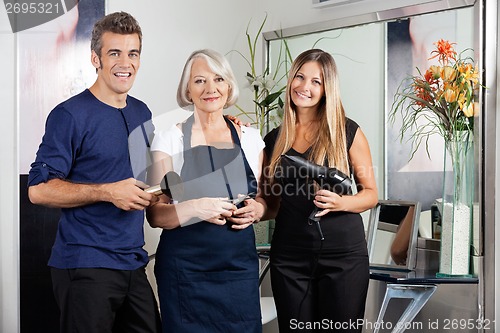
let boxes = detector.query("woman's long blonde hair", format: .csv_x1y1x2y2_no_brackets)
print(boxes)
268,49,350,179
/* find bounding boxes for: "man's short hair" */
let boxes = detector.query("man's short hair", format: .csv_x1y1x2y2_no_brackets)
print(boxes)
91,11,142,57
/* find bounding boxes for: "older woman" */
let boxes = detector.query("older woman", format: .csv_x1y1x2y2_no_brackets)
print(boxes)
146,49,265,333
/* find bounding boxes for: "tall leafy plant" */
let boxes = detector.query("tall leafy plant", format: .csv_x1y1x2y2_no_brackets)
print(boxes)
228,13,292,134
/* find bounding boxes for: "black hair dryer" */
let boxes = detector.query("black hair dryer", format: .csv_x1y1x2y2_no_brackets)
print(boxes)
281,154,353,240
145,171,184,201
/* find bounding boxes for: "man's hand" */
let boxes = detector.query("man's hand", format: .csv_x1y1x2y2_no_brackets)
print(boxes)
104,178,157,211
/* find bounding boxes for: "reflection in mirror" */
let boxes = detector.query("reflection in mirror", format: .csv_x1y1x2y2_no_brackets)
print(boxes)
366,200,421,271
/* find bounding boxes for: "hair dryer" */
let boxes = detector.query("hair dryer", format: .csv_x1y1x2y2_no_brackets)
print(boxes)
281,154,353,240
281,154,352,195
145,171,184,201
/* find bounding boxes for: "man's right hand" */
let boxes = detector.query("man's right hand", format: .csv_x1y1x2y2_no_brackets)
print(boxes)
104,178,157,211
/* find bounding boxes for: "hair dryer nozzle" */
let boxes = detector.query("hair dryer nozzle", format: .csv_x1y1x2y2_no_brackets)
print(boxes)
281,154,352,195
145,171,184,200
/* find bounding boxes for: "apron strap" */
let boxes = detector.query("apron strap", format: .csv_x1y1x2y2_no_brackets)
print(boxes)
223,116,242,147
180,114,256,199
181,115,242,148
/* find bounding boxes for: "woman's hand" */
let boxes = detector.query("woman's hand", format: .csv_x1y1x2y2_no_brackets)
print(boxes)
194,197,236,225
312,189,344,217
228,199,264,230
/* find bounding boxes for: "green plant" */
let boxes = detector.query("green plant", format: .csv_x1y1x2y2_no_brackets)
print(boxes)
228,13,292,135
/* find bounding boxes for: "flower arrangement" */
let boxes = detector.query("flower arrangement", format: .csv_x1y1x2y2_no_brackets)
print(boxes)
228,13,292,135
390,39,479,159
391,39,481,277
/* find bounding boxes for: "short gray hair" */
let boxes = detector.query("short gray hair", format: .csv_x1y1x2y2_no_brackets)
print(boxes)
177,49,239,109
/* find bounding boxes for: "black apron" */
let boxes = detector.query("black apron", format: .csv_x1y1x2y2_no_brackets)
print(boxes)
155,116,261,333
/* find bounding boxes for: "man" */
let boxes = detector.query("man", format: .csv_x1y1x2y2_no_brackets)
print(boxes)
28,12,161,333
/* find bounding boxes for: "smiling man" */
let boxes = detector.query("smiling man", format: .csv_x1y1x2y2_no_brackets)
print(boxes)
27,12,161,333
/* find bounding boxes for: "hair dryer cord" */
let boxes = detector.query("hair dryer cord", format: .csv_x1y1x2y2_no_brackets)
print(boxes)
308,207,325,241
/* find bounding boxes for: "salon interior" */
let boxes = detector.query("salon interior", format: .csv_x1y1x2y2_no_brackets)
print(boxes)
2,0,500,332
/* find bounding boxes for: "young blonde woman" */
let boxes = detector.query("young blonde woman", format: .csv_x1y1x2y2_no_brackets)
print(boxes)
257,49,378,332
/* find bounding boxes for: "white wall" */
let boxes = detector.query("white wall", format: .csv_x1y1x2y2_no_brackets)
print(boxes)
0,4,19,332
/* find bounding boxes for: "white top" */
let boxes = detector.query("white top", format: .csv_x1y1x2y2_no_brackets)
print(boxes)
151,121,265,181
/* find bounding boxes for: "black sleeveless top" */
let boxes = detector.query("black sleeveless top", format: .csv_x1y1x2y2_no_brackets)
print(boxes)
263,118,368,253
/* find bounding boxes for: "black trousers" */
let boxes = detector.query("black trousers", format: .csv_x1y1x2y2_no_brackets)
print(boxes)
51,267,161,333
270,248,369,332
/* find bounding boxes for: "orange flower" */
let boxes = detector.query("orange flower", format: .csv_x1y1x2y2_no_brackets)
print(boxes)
390,39,480,158
463,102,474,117
460,63,479,85
424,66,440,84
441,66,457,82
412,79,433,105
457,92,466,110
429,65,441,79
444,88,458,103
429,39,457,65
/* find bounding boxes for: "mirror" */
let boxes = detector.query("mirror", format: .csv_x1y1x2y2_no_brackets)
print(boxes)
263,4,475,211
261,0,480,269
366,200,421,271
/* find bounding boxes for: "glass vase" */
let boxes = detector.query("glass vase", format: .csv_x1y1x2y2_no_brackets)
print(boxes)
437,131,474,277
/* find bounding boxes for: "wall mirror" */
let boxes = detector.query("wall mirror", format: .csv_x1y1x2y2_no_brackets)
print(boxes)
366,200,421,271
262,0,479,267
263,1,476,211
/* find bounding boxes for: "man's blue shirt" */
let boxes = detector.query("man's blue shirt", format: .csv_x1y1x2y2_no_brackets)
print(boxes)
28,89,154,270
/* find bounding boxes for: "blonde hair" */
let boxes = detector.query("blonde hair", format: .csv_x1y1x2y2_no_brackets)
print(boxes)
177,49,239,109
268,49,350,178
